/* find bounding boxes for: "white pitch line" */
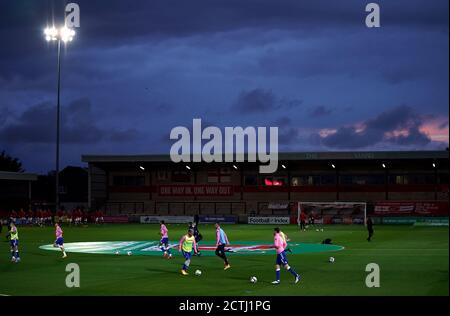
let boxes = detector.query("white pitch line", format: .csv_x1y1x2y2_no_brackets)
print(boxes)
0,294,11,296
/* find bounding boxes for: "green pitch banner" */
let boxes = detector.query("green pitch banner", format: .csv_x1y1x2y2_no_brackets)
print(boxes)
40,241,344,256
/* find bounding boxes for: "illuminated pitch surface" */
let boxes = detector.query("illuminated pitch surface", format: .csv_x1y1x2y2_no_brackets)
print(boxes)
0,224,448,296
39,241,344,256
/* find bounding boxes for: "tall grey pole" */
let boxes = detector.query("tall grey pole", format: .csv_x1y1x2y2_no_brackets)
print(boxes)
55,39,62,212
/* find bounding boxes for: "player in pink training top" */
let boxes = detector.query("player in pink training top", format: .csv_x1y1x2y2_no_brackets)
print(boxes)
271,227,300,284
53,222,67,258
159,220,172,259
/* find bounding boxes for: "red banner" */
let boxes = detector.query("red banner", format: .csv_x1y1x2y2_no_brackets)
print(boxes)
158,185,234,196
374,201,448,216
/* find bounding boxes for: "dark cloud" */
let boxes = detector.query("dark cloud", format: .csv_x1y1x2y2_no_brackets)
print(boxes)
2,1,447,45
1,1,447,82
388,126,431,146
278,126,301,145
0,0,448,172
278,97,303,109
309,106,333,118
367,105,415,131
318,105,432,149
320,126,379,148
231,89,302,114
109,129,140,142
274,116,292,126
439,121,449,130
232,88,276,114
0,98,140,145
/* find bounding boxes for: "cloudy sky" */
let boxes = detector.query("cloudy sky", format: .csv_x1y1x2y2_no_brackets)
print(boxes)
0,0,448,173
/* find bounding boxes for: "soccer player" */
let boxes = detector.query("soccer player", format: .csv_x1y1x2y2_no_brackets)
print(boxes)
215,222,231,270
159,220,172,259
178,229,198,275
299,211,307,231
9,222,20,263
53,222,67,258
189,222,202,256
367,217,374,242
308,211,315,228
279,230,292,253
271,227,300,284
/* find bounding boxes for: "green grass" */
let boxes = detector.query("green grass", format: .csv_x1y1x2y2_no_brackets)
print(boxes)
0,224,448,296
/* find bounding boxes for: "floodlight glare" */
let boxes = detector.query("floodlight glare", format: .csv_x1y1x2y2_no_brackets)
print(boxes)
60,26,76,43
44,26,76,42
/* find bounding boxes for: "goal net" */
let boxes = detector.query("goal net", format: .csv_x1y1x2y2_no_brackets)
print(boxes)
296,201,367,225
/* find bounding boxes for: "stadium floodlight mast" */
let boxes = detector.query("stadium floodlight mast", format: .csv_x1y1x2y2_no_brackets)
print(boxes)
43,25,76,213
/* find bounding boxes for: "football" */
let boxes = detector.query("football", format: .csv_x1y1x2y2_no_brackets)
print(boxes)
250,276,257,283
329,257,335,263
195,269,202,276
127,251,132,256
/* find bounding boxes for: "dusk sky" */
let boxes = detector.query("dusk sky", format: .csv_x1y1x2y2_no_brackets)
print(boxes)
0,0,448,173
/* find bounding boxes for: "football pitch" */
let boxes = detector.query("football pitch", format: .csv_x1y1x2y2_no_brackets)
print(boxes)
0,224,448,296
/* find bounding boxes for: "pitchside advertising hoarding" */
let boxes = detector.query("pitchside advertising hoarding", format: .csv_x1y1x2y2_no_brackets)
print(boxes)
139,215,237,224
199,216,237,224
374,201,449,216
140,215,194,224
248,216,290,225
103,215,129,223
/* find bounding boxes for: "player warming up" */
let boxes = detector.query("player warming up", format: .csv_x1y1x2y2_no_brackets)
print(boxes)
9,222,20,263
271,227,300,284
299,211,307,231
366,217,374,242
215,222,231,270
53,222,67,258
178,229,198,275
189,222,202,256
279,230,292,253
159,220,172,259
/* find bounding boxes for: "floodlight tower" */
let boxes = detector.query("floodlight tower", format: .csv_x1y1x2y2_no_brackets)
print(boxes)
43,26,76,212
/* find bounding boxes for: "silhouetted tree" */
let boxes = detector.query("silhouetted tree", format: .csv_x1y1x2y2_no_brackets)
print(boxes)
0,150,24,172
